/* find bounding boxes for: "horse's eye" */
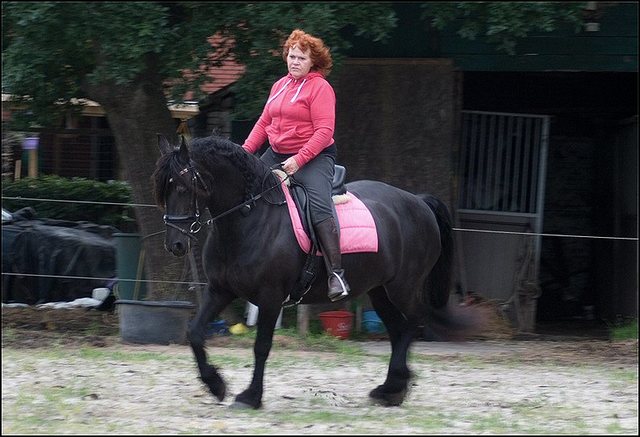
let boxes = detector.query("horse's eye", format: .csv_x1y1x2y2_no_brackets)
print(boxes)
168,177,174,183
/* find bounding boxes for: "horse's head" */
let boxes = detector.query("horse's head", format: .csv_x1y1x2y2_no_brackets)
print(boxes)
153,133,282,256
153,134,207,257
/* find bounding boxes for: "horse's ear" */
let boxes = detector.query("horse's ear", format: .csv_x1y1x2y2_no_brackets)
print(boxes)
158,134,172,155
178,135,190,161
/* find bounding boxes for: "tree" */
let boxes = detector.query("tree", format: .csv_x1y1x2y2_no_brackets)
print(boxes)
2,2,397,298
421,2,586,55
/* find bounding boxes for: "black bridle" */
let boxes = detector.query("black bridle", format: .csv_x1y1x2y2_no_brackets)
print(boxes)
163,162,288,239
162,162,207,240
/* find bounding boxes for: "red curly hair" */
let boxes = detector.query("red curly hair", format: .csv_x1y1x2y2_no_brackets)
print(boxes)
282,29,333,77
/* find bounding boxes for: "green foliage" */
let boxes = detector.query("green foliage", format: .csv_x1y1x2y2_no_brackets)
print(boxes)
421,2,587,54
610,319,638,341
0,2,598,125
2,175,135,231
2,1,397,127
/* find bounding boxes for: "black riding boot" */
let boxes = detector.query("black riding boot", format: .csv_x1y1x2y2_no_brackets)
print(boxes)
315,217,350,302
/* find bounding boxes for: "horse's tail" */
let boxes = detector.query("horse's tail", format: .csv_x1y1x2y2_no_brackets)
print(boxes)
420,194,489,341
420,194,454,309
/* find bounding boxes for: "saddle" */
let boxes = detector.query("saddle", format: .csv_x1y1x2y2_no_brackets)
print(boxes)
289,165,347,240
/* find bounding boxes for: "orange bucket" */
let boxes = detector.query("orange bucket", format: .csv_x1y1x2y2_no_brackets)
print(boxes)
319,310,354,340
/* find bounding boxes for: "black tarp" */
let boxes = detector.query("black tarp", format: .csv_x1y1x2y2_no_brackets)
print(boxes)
2,207,116,304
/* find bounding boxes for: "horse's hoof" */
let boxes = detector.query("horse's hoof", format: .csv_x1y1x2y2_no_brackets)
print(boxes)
200,374,226,402
234,389,262,409
230,401,261,410
369,386,407,407
369,385,385,400
212,386,226,402
383,390,407,407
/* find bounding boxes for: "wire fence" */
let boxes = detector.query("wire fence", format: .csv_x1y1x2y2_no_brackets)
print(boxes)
1,195,637,289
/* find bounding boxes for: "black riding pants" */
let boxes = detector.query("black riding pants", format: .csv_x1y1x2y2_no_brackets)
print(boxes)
260,146,336,225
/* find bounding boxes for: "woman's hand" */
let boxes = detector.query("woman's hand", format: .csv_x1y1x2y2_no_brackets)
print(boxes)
281,157,300,175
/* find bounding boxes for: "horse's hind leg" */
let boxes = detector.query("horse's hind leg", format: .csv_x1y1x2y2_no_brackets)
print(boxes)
188,285,235,402
367,286,414,406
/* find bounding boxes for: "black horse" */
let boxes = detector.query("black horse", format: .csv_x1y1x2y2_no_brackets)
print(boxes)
152,134,485,409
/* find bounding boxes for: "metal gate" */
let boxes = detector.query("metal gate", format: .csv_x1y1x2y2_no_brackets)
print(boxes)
457,110,550,315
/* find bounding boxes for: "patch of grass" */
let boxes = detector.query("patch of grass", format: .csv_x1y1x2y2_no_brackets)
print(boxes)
411,352,490,368
42,384,92,403
276,409,363,426
2,326,18,342
209,353,259,368
301,331,364,355
462,403,596,434
13,391,36,409
606,368,638,391
15,347,185,363
76,348,182,362
470,413,507,432
227,325,366,355
2,411,50,434
7,385,95,434
354,407,449,433
607,421,627,434
84,320,107,335
610,319,638,341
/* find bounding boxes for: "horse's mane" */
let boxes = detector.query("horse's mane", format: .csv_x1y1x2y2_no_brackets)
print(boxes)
152,134,278,207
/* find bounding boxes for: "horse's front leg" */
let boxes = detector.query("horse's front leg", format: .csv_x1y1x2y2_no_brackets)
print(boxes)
232,300,281,410
188,285,235,402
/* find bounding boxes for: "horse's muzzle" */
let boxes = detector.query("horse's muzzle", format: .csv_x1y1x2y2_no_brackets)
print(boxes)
166,240,190,257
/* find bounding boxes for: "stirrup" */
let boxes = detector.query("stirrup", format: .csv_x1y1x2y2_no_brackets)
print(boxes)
328,288,349,302
328,271,349,302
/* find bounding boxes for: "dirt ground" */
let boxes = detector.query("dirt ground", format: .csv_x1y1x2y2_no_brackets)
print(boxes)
2,306,638,434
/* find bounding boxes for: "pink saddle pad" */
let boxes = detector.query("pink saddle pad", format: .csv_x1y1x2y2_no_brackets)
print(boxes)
282,183,378,254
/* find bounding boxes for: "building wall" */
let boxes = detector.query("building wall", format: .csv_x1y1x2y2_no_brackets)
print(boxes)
331,59,460,209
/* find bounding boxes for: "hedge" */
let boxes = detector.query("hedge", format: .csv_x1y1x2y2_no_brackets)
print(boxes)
2,175,137,232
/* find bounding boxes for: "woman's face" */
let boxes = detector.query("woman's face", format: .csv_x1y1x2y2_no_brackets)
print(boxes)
287,45,313,79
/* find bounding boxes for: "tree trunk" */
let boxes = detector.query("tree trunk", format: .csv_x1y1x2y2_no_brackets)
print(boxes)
83,56,186,300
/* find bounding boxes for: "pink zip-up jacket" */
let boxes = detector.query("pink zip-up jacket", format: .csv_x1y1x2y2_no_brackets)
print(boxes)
242,71,335,168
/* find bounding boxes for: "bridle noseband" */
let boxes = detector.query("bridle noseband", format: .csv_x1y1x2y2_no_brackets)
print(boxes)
163,163,207,240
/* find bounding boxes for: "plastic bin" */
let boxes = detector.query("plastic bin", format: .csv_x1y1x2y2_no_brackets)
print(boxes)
113,233,147,300
319,310,354,340
362,310,386,334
